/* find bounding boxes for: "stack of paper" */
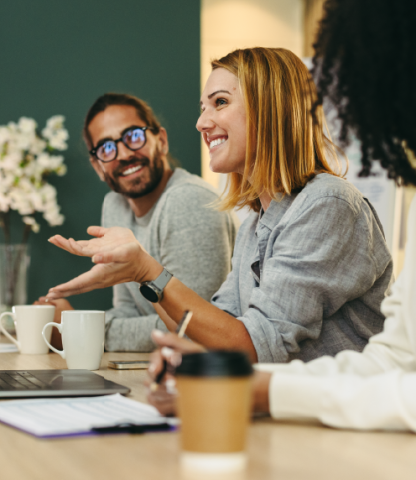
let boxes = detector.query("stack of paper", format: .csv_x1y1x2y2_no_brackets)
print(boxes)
0,393,174,438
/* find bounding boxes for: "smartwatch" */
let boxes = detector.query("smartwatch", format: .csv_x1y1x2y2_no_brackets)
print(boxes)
139,268,173,303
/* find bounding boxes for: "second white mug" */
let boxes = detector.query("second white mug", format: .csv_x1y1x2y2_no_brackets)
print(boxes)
42,310,105,370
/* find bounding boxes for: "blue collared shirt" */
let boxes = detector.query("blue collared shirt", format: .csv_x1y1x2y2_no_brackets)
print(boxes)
211,173,393,363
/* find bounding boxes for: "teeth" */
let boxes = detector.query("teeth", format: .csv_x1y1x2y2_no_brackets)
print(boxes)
121,165,143,176
209,138,227,149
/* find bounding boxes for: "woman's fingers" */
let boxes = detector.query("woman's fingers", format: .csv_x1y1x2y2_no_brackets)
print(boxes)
145,375,178,416
146,330,204,416
147,331,205,386
148,350,165,380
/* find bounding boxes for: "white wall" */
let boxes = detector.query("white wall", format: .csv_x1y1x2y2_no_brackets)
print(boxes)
201,0,304,188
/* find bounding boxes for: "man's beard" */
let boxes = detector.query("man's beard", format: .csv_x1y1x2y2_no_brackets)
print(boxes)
103,149,165,199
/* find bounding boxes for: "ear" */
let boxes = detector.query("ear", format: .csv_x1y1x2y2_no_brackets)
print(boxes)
89,157,106,181
157,127,169,155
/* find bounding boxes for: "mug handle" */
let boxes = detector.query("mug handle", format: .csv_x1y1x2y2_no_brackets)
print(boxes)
0,312,20,349
42,322,66,358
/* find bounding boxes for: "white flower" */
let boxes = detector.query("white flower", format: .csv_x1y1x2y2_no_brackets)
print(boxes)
14,127,36,151
7,122,18,134
42,116,68,151
29,137,47,155
49,155,64,170
1,152,22,172
0,126,10,146
48,130,69,151
40,183,57,201
18,117,37,134
37,153,52,169
0,172,15,190
0,114,68,232
45,115,65,131
0,193,10,211
18,177,34,192
23,216,40,233
56,164,67,176
9,190,34,216
28,191,44,211
43,204,64,226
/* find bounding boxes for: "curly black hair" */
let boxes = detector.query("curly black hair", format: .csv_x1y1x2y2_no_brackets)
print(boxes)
312,0,416,185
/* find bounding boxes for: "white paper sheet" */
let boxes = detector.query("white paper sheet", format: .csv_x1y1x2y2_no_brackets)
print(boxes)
0,393,172,438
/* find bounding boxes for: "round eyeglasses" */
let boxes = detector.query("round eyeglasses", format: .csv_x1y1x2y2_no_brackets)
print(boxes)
89,126,153,162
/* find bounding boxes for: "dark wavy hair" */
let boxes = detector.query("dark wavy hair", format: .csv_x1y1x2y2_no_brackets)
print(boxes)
83,93,161,150
312,0,416,185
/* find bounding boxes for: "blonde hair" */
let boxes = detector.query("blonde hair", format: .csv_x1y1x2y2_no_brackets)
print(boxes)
211,47,343,212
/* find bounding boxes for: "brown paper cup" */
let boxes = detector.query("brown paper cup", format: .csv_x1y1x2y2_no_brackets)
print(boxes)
175,351,253,473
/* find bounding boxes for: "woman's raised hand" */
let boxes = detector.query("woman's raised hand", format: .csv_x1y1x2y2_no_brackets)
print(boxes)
46,226,161,299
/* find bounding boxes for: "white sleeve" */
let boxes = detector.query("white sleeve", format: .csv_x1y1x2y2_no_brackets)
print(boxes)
265,370,416,432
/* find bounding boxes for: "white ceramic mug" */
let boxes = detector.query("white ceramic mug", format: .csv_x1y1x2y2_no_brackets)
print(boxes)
0,305,56,354
42,310,105,370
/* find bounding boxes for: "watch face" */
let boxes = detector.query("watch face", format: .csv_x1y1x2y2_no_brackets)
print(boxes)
140,284,160,303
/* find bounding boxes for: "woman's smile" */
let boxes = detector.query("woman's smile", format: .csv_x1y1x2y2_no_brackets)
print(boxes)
207,135,228,152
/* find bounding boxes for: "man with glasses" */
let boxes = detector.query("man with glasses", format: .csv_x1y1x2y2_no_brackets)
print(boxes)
41,93,237,351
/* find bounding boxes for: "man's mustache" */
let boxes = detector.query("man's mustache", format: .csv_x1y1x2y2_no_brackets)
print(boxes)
114,157,150,178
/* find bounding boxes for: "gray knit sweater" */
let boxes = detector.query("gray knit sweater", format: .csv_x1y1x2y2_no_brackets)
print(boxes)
102,168,238,351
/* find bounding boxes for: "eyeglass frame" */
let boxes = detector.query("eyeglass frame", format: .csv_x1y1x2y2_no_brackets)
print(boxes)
89,126,155,163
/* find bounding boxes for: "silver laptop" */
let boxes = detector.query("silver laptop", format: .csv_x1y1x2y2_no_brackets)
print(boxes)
0,370,130,398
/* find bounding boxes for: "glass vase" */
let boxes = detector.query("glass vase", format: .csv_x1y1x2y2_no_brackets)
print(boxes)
0,244,31,331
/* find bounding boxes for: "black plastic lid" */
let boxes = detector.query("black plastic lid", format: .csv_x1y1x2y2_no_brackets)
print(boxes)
175,351,253,377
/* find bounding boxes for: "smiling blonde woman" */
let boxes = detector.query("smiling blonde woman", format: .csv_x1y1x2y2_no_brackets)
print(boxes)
46,47,393,364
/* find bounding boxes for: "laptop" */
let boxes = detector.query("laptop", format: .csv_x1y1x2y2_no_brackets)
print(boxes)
0,370,130,398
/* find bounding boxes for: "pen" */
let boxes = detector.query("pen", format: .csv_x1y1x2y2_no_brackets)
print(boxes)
91,422,173,435
151,310,193,391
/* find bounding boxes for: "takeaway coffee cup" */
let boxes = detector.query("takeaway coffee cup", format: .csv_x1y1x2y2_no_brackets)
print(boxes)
0,305,55,354
42,310,105,370
175,351,253,474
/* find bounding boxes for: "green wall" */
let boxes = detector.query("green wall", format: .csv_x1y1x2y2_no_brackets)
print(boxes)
0,0,201,309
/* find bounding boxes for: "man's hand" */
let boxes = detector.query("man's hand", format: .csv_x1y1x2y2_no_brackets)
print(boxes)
46,226,161,299
146,330,205,416
33,297,74,349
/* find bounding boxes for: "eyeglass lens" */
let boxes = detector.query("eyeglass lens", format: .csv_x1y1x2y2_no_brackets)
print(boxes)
96,128,146,161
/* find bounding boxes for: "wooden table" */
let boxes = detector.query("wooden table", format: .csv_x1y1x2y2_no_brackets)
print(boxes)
0,348,415,480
